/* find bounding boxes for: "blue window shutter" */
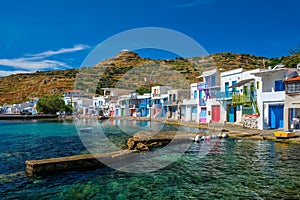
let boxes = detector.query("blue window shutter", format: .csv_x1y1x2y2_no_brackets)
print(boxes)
275,80,284,91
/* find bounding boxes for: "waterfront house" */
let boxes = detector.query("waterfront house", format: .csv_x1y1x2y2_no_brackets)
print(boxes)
151,86,171,118
93,96,105,110
118,94,131,117
252,67,295,129
165,89,189,120
197,69,221,123
216,68,266,124
102,88,134,116
180,83,198,122
216,68,243,123
229,68,263,125
63,90,86,109
136,93,151,117
284,74,300,130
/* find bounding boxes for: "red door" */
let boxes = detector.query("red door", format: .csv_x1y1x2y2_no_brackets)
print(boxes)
211,105,220,122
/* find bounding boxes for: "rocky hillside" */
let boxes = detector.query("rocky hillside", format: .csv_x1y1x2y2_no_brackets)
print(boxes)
1,51,299,104
0,69,77,104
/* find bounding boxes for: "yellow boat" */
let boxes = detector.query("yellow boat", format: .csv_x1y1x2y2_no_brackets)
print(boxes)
274,131,296,138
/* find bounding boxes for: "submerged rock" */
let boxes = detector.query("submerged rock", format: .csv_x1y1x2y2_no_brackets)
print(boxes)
135,142,149,151
127,138,135,150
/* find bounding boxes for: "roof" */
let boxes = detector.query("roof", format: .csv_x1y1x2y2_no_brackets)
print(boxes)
284,76,300,82
152,94,168,100
251,68,285,76
229,78,254,88
137,94,151,99
197,69,217,78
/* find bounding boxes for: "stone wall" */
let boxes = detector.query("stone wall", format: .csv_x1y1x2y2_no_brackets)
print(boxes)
243,115,258,129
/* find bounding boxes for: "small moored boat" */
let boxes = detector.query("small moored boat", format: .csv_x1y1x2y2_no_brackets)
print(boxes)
274,130,296,139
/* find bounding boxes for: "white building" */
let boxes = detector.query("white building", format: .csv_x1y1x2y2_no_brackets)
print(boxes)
165,89,189,119
216,68,244,123
197,69,222,123
181,83,198,122
93,96,105,109
252,68,296,129
151,86,172,118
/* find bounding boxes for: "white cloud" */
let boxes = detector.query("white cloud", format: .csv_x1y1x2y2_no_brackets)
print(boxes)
0,58,69,71
0,44,89,77
27,44,90,58
0,70,31,77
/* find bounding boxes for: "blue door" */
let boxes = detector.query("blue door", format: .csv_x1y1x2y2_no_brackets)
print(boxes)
228,106,236,122
269,105,284,129
145,108,149,117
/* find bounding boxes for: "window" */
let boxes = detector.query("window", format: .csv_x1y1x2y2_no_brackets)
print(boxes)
296,83,300,93
250,83,254,93
193,90,197,99
256,81,260,89
192,107,197,113
243,85,248,96
211,75,216,86
225,82,229,91
173,94,176,101
288,83,295,93
275,80,285,91
232,81,237,92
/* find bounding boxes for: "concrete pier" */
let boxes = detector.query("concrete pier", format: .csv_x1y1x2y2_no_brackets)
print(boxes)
0,114,58,120
25,150,135,177
25,131,201,176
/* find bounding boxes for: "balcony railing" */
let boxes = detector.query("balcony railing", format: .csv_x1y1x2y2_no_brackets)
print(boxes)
216,91,232,100
139,103,148,108
232,94,252,105
164,100,180,106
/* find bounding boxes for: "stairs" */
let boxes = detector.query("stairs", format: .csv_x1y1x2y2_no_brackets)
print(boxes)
251,96,260,115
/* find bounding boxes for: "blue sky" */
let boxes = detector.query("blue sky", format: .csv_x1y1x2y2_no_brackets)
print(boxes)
0,0,300,76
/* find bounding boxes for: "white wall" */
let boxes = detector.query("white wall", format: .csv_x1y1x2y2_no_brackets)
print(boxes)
220,68,243,91
254,70,286,130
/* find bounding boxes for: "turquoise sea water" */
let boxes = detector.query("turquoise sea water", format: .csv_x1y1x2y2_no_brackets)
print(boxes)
0,119,300,199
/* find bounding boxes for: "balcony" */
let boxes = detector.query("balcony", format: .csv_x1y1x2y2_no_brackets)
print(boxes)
216,91,232,100
164,100,179,106
232,94,252,105
139,103,148,108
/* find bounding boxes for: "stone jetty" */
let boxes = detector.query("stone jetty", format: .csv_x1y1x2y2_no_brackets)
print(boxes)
25,150,136,177
0,114,58,120
25,131,201,177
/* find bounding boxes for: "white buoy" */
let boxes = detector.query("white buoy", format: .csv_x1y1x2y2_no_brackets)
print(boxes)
201,136,206,140
211,135,218,139
194,135,200,142
217,134,222,138
222,133,228,138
